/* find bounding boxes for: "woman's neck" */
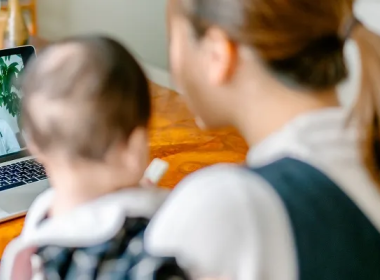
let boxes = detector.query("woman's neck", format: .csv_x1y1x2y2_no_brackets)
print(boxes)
232,81,340,147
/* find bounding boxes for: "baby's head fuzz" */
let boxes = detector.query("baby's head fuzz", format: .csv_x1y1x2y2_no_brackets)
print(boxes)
21,36,151,187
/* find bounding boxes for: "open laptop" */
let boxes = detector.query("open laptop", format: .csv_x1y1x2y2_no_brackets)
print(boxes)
0,46,49,222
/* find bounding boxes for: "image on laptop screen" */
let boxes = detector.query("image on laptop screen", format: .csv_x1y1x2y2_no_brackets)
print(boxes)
0,54,25,157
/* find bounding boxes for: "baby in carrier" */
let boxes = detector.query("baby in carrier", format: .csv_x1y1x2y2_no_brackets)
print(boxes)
1,36,188,280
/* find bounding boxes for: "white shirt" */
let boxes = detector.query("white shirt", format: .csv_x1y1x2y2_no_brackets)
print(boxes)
0,119,20,156
145,108,380,280
0,187,170,280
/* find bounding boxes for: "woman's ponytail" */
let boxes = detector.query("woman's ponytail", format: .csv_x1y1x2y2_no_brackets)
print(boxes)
350,24,380,187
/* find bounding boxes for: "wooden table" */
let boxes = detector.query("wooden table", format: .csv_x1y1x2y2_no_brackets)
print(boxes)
0,38,248,256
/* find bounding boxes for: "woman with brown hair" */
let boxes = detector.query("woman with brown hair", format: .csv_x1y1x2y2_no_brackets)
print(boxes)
145,0,380,279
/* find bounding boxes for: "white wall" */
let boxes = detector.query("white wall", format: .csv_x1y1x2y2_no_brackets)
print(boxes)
37,0,169,69
36,0,380,103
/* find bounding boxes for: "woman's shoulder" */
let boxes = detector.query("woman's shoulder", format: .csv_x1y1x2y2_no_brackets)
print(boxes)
174,163,267,191
145,163,295,277
168,163,288,202
150,161,290,217
154,163,275,219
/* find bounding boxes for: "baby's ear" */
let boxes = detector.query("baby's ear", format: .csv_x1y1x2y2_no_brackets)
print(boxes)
120,127,149,171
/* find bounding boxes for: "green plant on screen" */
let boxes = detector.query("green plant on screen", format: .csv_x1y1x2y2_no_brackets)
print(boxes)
0,55,22,128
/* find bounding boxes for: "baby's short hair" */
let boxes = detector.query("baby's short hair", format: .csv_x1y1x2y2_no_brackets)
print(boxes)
22,36,151,159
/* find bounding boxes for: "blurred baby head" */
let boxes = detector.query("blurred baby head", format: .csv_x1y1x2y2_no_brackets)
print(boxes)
21,36,151,187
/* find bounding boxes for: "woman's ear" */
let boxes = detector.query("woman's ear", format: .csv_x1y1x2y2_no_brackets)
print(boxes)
203,27,238,85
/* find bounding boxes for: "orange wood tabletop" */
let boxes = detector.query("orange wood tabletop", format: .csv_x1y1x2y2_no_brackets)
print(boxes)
0,38,248,257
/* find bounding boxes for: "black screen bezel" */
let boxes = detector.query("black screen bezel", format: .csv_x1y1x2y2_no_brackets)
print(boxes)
0,45,36,163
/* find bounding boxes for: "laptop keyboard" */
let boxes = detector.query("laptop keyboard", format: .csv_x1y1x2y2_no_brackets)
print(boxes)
0,159,47,191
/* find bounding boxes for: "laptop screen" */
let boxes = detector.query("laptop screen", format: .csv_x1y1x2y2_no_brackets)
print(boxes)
0,46,35,160
0,54,25,156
